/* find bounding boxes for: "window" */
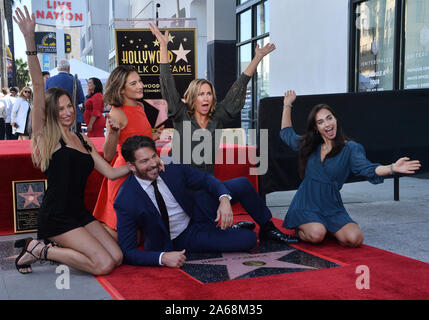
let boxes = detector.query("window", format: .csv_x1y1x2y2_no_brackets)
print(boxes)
404,0,429,89
353,0,396,92
236,0,270,142
350,0,429,91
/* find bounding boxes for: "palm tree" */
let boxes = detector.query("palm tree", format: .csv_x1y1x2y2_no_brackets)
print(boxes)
15,57,29,88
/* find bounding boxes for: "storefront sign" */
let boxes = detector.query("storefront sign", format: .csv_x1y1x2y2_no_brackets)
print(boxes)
35,31,71,53
31,0,87,27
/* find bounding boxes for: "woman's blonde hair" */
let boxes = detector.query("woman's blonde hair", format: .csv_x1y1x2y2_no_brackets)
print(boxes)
103,65,139,107
183,79,217,118
19,86,33,103
31,88,74,172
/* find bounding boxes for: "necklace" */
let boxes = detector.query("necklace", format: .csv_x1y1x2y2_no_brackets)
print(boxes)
197,118,208,126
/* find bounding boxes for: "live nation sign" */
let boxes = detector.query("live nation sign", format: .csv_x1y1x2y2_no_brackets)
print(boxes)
31,0,87,27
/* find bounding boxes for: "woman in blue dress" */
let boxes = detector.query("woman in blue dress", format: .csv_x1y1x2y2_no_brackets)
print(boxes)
279,90,421,247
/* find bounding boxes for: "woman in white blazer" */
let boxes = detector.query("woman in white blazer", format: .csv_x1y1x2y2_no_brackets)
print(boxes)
11,86,32,140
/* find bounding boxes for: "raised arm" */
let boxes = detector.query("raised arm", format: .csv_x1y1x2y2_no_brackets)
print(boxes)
149,23,169,63
243,43,276,77
103,109,124,162
13,6,45,137
150,23,186,119
281,90,296,129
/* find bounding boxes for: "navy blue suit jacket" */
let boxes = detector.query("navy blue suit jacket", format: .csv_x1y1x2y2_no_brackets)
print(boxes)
45,72,85,123
114,161,230,266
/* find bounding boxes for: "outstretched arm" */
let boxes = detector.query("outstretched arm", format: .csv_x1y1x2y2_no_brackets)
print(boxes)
13,6,45,137
149,23,169,63
375,157,421,176
82,134,130,180
150,23,185,119
281,90,296,129
243,43,276,77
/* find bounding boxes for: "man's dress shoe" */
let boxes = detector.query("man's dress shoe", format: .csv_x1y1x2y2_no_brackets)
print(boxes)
230,221,256,230
259,228,299,244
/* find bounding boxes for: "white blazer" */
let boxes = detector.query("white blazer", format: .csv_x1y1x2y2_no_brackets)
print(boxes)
11,97,31,135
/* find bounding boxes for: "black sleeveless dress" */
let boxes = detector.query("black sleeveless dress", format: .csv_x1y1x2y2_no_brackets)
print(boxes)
37,133,96,240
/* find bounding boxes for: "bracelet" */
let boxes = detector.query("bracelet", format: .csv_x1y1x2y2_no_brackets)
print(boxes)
390,163,395,175
284,104,293,108
25,50,38,56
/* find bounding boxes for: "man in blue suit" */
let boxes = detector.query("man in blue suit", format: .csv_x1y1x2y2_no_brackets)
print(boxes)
45,59,85,132
115,136,298,267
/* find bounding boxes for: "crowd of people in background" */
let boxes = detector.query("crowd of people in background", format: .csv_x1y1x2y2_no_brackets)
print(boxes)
0,71,107,140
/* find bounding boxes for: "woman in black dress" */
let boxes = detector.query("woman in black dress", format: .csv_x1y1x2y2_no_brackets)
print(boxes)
14,6,129,275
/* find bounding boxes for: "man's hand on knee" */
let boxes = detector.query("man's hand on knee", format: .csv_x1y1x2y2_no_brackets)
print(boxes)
216,197,233,230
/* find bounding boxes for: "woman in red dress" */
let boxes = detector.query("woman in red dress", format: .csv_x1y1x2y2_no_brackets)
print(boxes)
84,77,106,137
92,65,159,240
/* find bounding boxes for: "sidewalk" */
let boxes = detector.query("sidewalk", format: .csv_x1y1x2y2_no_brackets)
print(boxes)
1,174,428,299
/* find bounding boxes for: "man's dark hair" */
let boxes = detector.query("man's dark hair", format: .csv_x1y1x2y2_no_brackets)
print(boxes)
9,87,18,93
121,135,156,163
42,71,50,76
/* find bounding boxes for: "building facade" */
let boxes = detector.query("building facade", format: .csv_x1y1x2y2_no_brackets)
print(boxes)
80,0,110,71
82,0,429,141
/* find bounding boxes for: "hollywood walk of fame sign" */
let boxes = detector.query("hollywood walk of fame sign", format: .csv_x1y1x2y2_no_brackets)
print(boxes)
181,243,341,284
115,28,196,129
12,180,47,233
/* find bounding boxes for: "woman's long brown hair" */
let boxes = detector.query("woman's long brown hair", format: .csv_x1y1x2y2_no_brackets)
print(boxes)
298,104,348,178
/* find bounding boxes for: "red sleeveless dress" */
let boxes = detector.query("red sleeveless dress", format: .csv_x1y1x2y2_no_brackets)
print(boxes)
92,105,152,230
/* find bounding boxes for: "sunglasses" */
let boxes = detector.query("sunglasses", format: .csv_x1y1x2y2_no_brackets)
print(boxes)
24,90,31,93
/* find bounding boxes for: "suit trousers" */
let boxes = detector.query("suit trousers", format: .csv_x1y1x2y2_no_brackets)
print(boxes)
172,177,271,253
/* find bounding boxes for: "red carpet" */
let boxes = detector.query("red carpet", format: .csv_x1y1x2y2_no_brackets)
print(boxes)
96,217,429,300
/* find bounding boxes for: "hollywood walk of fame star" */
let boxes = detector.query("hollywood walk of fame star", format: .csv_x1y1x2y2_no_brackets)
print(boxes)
18,185,44,208
144,99,169,128
185,249,316,280
172,43,191,63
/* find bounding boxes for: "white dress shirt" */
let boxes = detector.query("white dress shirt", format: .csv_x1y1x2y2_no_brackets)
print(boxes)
134,174,231,265
134,175,191,265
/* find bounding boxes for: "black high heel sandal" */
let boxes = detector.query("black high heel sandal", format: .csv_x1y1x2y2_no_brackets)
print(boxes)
14,238,31,248
15,238,47,274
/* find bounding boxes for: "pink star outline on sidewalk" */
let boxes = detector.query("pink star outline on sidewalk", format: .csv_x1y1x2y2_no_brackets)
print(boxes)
185,249,316,280
144,99,169,128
